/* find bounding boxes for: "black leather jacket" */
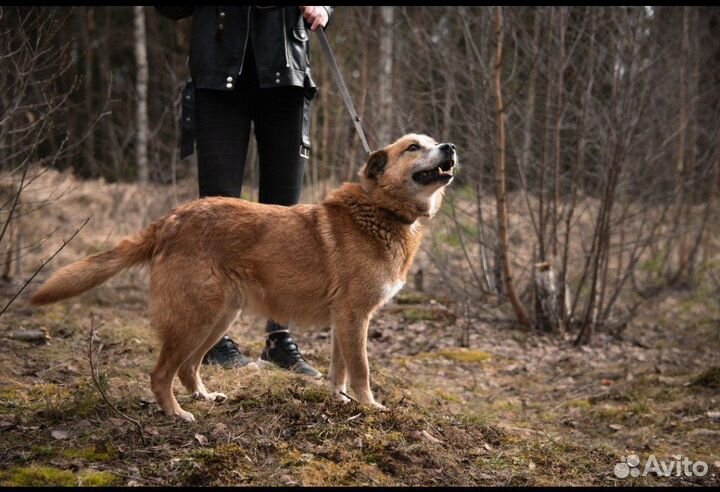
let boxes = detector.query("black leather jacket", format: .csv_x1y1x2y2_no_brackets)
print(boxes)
155,6,333,159
155,6,333,97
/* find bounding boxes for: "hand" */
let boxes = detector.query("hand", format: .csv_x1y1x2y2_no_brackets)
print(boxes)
299,6,328,31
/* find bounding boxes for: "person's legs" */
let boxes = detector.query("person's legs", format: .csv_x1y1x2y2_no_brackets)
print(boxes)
252,86,321,378
194,89,251,199
194,88,256,368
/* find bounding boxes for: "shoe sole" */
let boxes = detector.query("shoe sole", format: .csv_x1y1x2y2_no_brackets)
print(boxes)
257,357,323,379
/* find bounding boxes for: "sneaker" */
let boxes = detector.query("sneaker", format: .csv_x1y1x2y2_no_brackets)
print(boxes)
202,336,254,368
261,331,322,379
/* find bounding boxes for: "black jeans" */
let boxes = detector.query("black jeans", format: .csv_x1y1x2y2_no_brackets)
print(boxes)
194,49,307,334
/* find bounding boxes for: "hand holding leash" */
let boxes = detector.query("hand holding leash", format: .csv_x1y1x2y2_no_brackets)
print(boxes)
299,6,329,31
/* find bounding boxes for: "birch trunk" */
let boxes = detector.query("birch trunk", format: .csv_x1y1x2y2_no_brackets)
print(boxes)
378,6,394,145
134,6,149,184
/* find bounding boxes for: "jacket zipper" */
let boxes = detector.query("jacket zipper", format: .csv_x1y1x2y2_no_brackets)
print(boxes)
282,11,290,68
238,6,252,76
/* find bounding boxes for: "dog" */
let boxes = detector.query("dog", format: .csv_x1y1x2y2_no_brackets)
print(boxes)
30,134,457,421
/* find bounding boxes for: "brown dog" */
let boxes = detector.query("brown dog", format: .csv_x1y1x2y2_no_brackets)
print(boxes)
30,134,457,421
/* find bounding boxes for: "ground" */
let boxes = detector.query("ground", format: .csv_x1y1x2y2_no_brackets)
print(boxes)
0,169,718,486
1,277,718,486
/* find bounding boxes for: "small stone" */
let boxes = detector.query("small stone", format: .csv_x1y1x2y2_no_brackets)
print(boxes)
76,419,92,430
51,429,70,440
194,433,208,446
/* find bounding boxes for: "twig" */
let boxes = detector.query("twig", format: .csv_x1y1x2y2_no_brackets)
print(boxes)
108,471,165,485
87,313,147,446
339,391,359,404
0,216,90,318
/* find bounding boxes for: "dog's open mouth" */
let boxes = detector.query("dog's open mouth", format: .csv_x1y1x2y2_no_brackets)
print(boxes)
412,159,455,185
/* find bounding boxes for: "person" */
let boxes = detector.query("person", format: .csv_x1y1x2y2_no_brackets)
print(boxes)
155,6,333,378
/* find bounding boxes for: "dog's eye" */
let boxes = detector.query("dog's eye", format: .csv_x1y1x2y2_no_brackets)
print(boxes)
406,144,421,152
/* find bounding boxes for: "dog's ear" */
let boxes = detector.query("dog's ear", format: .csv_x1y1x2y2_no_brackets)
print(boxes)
364,150,388,180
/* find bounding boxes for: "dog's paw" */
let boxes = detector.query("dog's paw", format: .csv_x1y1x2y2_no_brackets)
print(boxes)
176,410,196,422
369,401,388,411
191,391,227,403
333,391,351,403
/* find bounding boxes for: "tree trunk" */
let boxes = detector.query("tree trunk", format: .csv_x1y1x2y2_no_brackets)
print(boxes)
671,7,690,280
493,7,531,328
378,6,394,145
134,5,149,184
533,261,559,332
520,9,541,175
81,7,96,176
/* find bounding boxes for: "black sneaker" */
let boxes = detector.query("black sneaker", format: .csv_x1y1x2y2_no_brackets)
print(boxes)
261,331,322,379
202,336,254,368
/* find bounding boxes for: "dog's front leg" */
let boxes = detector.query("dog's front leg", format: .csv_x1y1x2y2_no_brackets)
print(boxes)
332,310,385,409
328,326,348,402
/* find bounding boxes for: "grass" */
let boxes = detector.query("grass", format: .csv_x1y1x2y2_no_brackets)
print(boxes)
690,366,720,389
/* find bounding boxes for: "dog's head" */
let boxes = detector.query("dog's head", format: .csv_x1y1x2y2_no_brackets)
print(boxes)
359,134,457,220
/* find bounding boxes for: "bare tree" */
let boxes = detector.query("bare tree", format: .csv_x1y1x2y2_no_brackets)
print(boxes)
134,5,149,184
493,7,531,328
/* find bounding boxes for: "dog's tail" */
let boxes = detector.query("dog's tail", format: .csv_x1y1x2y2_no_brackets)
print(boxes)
29,221,161,305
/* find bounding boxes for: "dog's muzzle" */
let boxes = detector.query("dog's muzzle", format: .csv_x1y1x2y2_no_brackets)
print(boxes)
412,143,456,185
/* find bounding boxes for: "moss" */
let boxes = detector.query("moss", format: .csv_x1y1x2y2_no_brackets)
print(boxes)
62,445,118,462
31,445,59,458
182,444,256,486
395,291,430,305
77,470,118,486
493,400,518,412
436,390,462,403
402,307,444,322
457,411,490,426
295,459,390,486
435,348,492,364
0,466,77,486
297,385,329,404
690,366,720,389
568,398,592,409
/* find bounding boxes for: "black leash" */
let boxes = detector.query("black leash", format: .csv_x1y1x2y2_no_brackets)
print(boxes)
315,27,372,156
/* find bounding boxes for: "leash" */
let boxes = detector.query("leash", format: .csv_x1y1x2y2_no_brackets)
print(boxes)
315,27,372,156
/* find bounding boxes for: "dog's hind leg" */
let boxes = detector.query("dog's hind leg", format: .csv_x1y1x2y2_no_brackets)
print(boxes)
150,342,197,422
328,326,349,403
148,262,230,422
177,307,240,402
